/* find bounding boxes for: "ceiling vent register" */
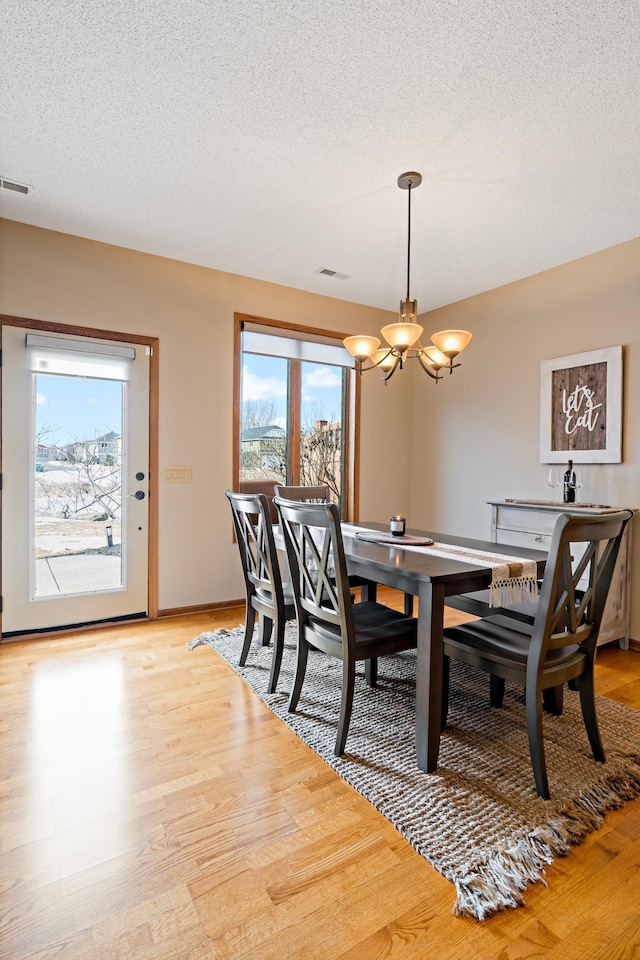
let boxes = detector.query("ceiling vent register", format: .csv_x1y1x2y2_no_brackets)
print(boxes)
318,267,350,280
1,177,32,196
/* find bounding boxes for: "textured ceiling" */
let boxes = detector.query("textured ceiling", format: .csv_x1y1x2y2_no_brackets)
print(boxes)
1,0,639,311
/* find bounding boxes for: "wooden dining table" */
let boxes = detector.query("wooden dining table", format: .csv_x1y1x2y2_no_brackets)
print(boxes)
340,522,547,773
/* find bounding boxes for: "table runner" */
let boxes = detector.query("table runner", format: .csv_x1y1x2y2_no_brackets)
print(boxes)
342,525,539,607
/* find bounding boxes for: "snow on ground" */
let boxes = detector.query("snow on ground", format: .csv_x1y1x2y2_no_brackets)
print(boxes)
35,518,122,557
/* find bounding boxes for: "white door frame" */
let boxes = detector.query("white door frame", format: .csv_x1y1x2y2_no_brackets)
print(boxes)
0,314,159,638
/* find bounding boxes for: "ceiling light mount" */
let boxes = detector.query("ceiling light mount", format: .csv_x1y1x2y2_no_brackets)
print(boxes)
397,171,422,190
344,171,472,384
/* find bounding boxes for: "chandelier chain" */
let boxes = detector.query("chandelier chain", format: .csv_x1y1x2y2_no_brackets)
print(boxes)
406,180,412,301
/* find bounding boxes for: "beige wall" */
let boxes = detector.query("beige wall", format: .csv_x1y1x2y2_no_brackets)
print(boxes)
2,219,638,640
0,219,413,610
412,238,640,640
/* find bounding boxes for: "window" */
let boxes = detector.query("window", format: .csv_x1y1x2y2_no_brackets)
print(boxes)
26,333,133,597
233,315,359,518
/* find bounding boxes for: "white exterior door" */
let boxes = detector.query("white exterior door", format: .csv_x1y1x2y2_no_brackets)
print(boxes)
2,326,150,635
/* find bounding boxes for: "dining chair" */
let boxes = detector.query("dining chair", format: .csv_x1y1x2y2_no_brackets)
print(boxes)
274,496,418,756
274,483,387,610
225,490,296,693
273,484,332,502
442,509,633,799
238,479,278,523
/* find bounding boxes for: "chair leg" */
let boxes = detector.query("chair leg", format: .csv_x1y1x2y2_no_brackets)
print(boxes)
335,657,356,756
365,657,378,687
489,674,505,708
239,604,256,666
287,635,309,713
404,593,414,616
578,669,605,763
267,609,285,694
542,685,564,716
441,656,450,731
258,615,273,647
526,683,549,799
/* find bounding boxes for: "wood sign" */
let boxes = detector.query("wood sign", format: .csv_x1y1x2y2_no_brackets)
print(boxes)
540,346,622,463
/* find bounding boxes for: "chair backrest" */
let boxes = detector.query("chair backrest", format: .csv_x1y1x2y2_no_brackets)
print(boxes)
274,497,355,653
531,509,633,668
225,490,284,602
238,480,278,523
273,484,331,503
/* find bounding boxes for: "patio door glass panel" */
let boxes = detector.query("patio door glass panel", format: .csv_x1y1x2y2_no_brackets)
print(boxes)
1,326,150,635
34,373,124,598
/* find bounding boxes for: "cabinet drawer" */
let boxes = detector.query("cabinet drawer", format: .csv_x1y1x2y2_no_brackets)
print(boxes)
494,506,558,536
497,529,589,578
495,528,551,551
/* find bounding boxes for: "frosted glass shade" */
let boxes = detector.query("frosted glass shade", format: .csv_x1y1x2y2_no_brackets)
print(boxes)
380,322,423,350
343,335,380,360
430,329,472,358
371,348,397,371
422,345,448,368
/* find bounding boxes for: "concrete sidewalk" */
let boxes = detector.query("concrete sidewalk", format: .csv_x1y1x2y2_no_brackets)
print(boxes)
36,555,122,594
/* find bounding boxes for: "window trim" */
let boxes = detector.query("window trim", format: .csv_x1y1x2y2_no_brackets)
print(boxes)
233,313,360,521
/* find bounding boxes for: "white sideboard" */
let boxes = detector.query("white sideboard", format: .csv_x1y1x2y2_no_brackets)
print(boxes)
488,500,634,649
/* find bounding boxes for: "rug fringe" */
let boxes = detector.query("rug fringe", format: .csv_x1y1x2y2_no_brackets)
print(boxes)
452,759,640,920
187,628,238,651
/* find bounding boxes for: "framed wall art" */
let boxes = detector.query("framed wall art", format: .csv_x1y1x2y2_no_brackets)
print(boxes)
539,345,622,463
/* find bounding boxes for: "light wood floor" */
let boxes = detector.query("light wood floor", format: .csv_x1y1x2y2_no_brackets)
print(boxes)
2,593,640,960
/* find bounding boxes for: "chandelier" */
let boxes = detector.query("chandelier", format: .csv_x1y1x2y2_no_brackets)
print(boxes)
343,172,472,383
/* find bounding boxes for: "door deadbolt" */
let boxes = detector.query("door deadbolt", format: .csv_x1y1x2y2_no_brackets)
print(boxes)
135,471,145,481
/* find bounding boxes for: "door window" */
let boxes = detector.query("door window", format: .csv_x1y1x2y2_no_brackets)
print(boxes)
34,373,124,597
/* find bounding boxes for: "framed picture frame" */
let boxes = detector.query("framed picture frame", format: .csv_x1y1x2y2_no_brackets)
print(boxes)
540,345,622,463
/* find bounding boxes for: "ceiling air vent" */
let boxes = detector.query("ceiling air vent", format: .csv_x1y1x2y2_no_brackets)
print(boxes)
1,177,32,196
317,267,350,280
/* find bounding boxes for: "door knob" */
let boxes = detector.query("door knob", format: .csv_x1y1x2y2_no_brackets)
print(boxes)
126,490,146,500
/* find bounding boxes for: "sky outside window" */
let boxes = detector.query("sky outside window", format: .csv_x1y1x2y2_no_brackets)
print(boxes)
36,375,122,444
242,355,343,426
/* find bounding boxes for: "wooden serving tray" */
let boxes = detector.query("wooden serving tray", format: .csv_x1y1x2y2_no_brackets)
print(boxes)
354,531,434,546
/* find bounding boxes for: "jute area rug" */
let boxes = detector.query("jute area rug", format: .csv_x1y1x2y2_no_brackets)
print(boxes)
189,624,640,920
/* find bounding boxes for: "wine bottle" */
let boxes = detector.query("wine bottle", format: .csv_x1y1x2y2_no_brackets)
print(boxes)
563,459,576,503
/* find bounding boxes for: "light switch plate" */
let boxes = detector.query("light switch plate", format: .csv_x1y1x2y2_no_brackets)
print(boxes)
164,465,192,482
